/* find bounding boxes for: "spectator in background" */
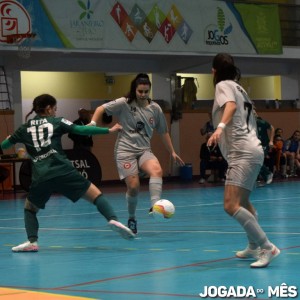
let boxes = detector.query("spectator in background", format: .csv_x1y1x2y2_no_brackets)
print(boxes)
270,128,287,178
199,132,227,184
200,112,214,136
284,130,300,176
256,116,274,185
271,134,287,178
68,108,93,151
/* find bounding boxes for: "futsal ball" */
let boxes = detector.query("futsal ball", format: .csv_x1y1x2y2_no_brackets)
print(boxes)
152,199,175,221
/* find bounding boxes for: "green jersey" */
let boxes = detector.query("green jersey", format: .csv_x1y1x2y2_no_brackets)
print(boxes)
6,115,108,183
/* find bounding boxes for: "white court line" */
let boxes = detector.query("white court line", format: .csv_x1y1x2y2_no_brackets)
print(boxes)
0,226,299,235
0,196,298,222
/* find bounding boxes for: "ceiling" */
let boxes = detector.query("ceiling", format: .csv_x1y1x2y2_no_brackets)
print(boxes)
1,0,300,76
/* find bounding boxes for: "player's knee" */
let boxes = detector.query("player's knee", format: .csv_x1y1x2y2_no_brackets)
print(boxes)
224,200,238,216
24,199,39,213
149,165,163,177
127,186,139,197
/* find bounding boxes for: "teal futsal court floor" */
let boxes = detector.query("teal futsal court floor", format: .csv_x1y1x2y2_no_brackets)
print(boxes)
0,180,299,300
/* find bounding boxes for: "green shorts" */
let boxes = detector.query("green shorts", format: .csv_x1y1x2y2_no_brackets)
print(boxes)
27,170,91,209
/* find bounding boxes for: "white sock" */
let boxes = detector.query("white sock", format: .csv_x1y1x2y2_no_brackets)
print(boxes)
233,207,272,250
149,177,162,207
247,211,259,249
126,193,138,219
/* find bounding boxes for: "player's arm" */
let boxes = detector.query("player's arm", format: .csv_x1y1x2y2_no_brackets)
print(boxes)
90,105,105,126
207,101,236,148
268,125,275,147
1,137,13,150
160,132,185,166
70,123,122,135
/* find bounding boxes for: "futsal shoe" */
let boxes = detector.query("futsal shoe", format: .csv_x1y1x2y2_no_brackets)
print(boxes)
148,207,154,218
236,246,260,259
266,173,273,184
108,220,136,240
250,244,280,268
12,241,39,252
128,218,137,234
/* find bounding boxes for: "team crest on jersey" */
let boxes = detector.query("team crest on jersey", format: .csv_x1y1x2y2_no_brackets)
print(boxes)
149,117,154,125
124,162,131,169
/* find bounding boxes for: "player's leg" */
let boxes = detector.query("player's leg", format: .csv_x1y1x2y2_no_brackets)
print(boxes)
139,151,163,209
59,172,135,240
115,154,140,234
12,181,52,252
83,184,135,240
12,198,40,252
224,164,280,267
124,174,140,234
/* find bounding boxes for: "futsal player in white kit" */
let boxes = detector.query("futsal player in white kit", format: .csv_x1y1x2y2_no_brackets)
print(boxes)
207,53,280,268
91,74,184,234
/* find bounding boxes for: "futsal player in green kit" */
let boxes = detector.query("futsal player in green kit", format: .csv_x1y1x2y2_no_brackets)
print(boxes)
1,94,135,252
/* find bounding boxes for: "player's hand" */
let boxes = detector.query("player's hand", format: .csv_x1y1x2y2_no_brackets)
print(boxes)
207,128,222,148
109,123,123,133
172,152,185,166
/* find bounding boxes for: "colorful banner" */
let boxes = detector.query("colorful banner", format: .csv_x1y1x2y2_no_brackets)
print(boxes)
0,0,282,54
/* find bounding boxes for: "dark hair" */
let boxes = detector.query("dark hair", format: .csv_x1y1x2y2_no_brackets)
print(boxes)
212,53,241,86
275,128,283,135
126,73,151,104
290,130,300,140
25,94,57,121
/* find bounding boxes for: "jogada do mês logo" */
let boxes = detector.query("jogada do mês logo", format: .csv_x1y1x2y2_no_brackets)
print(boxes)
110,2,193,44
0,0,32,43
204,7,232,46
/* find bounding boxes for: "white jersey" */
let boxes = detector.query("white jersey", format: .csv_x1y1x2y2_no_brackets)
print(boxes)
212,80,263,165
103,97,168,155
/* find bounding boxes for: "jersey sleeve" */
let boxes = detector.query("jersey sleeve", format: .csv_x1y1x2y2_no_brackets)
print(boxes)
215,81,236,108
71,125,109,135
7,126,25,145
154,104,168,134
103,97,127,116
1,138,13,150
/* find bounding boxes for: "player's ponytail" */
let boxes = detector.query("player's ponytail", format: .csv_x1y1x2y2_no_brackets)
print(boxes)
25,94,57,121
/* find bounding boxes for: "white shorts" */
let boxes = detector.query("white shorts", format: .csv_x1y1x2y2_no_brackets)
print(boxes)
115,150,158,180
225,162,261,191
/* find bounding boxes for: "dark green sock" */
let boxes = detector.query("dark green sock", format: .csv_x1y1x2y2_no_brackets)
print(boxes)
94,194,118,221
24,209,39,243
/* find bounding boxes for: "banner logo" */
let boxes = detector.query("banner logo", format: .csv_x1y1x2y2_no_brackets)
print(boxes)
204,7,232,46
78,0,94,20
70,0,104,43
0,0,31,43
110,2,193,44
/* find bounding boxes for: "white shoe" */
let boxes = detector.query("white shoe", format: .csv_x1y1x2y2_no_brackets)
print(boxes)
250,244,280,268
12,241,39,252
236,247,260,259
266,173,273,184
199,178,205,184
207,174,215,183
108,220,136,240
